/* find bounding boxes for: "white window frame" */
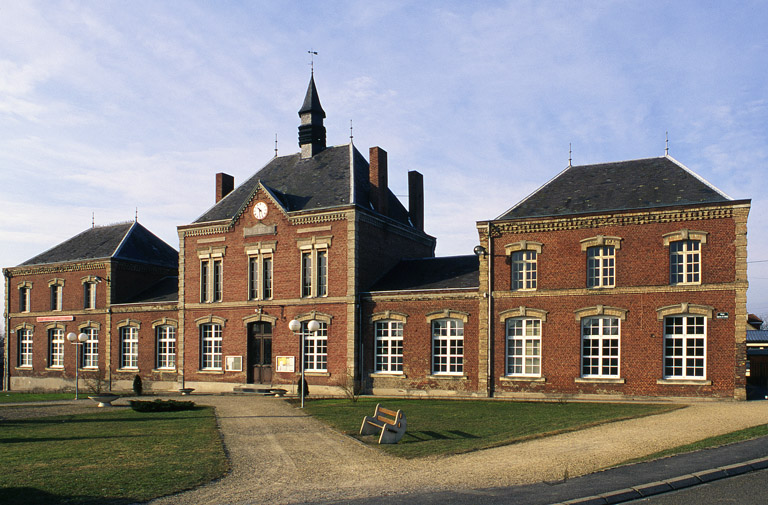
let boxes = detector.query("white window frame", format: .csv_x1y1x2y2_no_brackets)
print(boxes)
19,285,31,313
156,325,176,370
247,247,274,301
375,320,404,373
201,323,223,370
199,246,226,303
511,250,537,290
82,327,99,369
670,240,701,285
587,245,615,288
83,282,96,309
119,326,139,369
297,237,331,298
506,318,542,377
50,283,63,311
48,328,64,368
302,321,328,372
18,329,33,367
432,318,464,375
664,315,706,379
581,317,620,378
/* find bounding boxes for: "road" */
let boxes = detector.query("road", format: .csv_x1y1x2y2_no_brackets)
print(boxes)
627,468,768,504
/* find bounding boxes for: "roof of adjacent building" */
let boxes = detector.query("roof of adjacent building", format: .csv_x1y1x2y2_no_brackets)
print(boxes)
496,156,734,220
193,144,411,225
369,255,479,292
18,221,178,269
747,330,768,343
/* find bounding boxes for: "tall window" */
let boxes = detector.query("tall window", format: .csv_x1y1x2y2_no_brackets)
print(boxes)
664,315,706,379
83,282,96,309
18,329,33,367
511,250,537,290
248,254,273,300
375,320,403,373
302,321,328,372
19,286,30,313
432,319,464,375
317,250,328,297
50,284,63,311
248,256,259,300
82,327,99,369
506,318,541,376
670,240,700,285
300,248,329,298
200,259,223,302
120,327,139,369
263,256,273,299
201,324,222,370
301,252,312,297
581,317,620,377
48,328,64,368
156,325,176,370
587,246,615,288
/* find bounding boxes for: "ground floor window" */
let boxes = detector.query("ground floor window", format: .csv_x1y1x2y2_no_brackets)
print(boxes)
48,328,65,368
18,329,33,367
581,317,620,377
120,327,139,369
375,320,403,373
664,315,706,378
201,324,222,370
432,319,464,375
82,327,99,369
506,318,541,376
302,321,328,372
156,325,176,369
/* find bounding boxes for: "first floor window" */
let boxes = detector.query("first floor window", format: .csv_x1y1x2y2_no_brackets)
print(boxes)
375,320,403,373
50,284,63,311
19,286,30,313
82,327,99,368
120,327,139,369
511,250,537,290
300,248,329,298
248,254,273,300
200,259,223,302
581,317,620,377
302,321,328,372
263,256,273,299
301,252,312,297
156,326,176,369
18,329,33,367
83,282,96,309
664,315,706,378
587,246,615,288
670,240,701,284
432,319,464,374
201,324,222,370
506,318,541,376
48,328,64,368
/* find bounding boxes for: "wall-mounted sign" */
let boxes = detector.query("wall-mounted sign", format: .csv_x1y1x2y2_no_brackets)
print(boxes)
276,356,295,373
716,312,729,319
36,316,74,322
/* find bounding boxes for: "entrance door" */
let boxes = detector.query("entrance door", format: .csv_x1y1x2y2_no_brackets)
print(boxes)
247,322,272,384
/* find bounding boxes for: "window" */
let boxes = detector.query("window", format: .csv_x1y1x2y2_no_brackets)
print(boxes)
19,286,30,313
83,282,96,309
670,240,700,285
302,321,328,372
581,317,620,377
18,329,33,367
201,324,222,370
48,328,64,368
301,252,312,297
263,256,273,299
50,284,62,311
248,253,273,300
317,250,327,297
375,320,403,373
297,237,331,298
156,325,176,370
506,318,541,376
664,315,706,379
200,259,223,302
432,319,464,375
120,327,139,369
82,327,99,369
511,250,537,290
587,246,615,288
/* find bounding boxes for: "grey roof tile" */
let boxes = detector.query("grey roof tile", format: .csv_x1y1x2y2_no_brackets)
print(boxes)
369,255,479,292
118,276,179,304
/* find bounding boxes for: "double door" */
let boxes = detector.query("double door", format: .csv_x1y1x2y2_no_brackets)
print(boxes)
247,322,272,384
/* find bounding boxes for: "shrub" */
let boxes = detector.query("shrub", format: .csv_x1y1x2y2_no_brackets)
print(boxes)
129,399,196,412
133,375,143,396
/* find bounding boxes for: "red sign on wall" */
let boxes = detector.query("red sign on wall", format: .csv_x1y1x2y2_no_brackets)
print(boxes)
36,316,75,322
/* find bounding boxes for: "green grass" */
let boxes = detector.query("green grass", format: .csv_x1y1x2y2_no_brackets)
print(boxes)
0,392,83,403
0,407,228,505
299,397,680,458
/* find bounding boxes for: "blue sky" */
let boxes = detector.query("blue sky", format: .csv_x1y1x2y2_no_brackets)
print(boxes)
2,1,768,330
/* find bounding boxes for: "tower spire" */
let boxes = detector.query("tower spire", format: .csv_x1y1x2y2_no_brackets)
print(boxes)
298,71,326,158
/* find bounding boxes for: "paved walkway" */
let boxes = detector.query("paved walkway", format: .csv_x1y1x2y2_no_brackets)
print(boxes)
141,396,768,505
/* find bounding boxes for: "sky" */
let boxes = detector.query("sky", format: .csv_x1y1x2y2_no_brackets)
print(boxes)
2,1,768,332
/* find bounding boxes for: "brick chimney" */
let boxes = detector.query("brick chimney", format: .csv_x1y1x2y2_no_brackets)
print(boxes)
369,147,389,217
216,173,234,203
408,170,424,231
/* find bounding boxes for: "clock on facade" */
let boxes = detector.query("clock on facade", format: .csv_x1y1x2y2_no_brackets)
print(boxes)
253,201,268,220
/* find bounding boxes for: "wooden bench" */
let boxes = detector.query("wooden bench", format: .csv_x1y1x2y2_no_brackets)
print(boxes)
359,404,407,444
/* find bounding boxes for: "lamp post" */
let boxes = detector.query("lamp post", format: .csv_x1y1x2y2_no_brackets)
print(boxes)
288,319,319,408
66,332,88,400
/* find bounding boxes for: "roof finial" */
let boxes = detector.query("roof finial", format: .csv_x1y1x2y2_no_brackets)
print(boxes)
92,212,95,228
665,131,669,156
568,143,572,167
135,207,138,222
274,133,278,158
308,49,318,74
349,119,353,142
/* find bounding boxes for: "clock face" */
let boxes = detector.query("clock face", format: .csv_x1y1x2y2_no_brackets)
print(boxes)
253,201,268,220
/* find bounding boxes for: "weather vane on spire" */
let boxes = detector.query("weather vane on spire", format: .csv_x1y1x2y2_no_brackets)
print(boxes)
308,49,318,74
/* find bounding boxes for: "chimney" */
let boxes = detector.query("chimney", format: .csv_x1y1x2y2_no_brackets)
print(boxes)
408,170,424,231
216,173,234,203
369,147,389,217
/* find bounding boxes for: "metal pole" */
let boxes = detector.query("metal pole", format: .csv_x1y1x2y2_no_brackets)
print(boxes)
74,343,80,400
300,331,305,409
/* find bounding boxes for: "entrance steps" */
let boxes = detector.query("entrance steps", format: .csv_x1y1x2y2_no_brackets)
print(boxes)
233,384,289,396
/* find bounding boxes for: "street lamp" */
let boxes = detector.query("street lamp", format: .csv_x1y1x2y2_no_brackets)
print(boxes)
288,319,319,408
66,332,88,400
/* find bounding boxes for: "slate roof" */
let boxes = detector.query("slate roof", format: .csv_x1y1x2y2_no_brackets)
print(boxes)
747,330,768,344
193,144,411,226
119,276,179,304
19,222,178,269
497,156,733,220
369,255,479,292
299,74,325,117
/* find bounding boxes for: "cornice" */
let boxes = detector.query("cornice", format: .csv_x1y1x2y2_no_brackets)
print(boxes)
5,260,109,276
493,281,747,299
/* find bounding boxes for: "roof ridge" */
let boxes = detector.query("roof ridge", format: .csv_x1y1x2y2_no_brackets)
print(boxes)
665,155,733,200
494,163,573,220
111,221,139,258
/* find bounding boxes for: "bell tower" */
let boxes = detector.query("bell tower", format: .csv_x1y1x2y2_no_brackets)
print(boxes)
298,73,326,158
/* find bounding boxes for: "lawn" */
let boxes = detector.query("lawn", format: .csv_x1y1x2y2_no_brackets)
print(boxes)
0,406,228,505
300,397,680,458
0,392,83,403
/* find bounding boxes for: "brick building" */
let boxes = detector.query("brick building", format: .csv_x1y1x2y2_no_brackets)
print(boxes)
3,75,752,400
